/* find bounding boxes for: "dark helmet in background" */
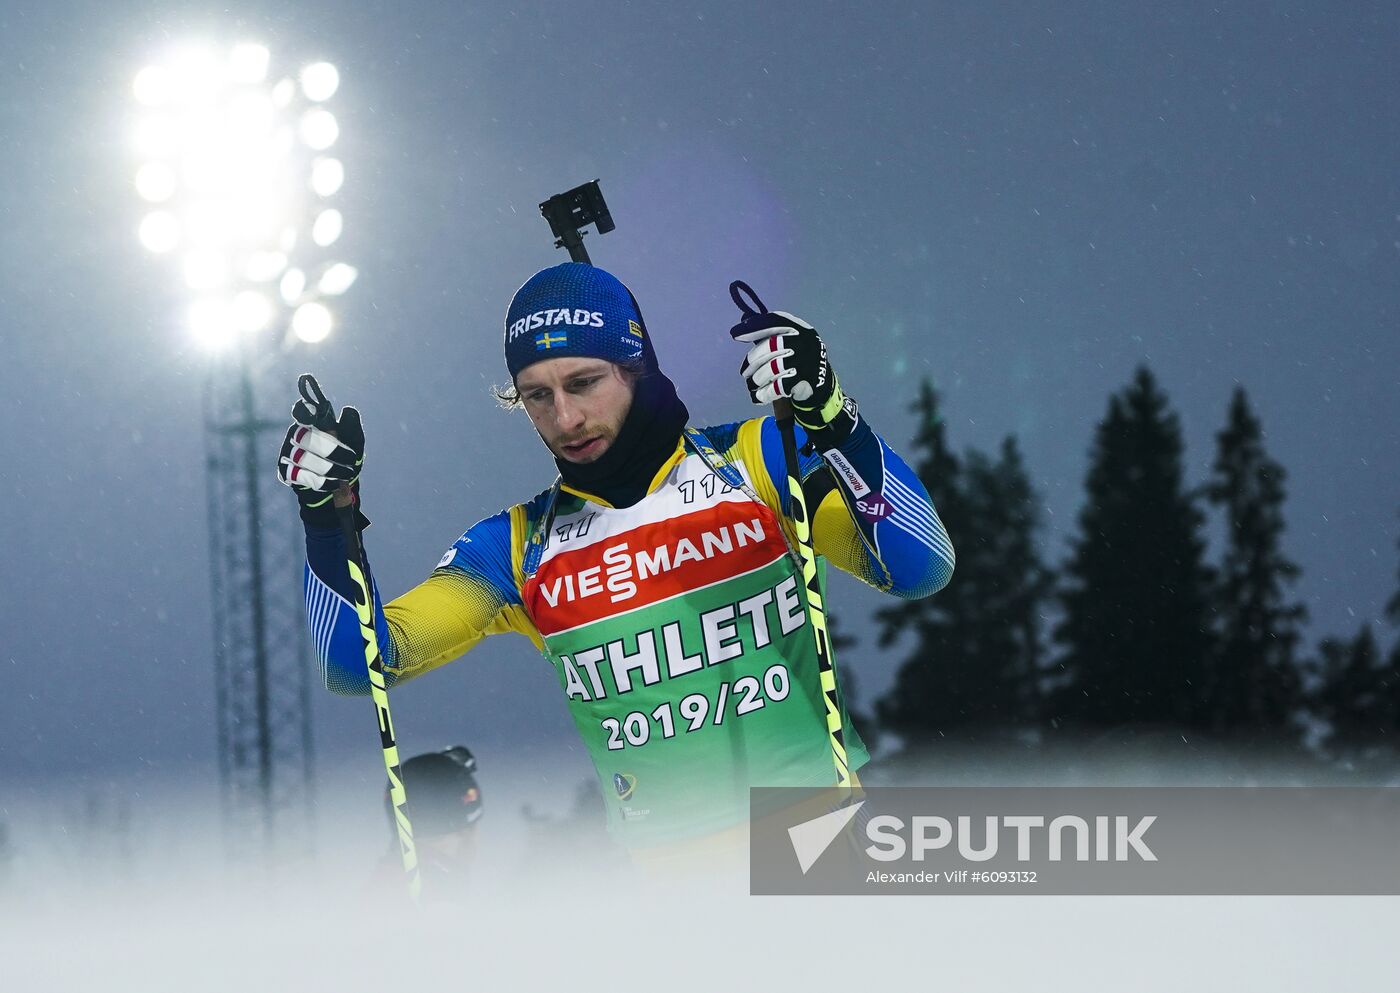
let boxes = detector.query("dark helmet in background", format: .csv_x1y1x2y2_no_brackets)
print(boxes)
384,745,483,840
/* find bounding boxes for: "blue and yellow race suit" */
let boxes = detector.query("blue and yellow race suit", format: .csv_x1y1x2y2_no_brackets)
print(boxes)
302,414,953,848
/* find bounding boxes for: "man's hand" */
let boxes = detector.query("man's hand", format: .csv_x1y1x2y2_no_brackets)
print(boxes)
276,387,369,529
732,310,858,448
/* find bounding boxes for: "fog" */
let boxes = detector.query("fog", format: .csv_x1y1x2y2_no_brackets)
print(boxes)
5,748,1394,989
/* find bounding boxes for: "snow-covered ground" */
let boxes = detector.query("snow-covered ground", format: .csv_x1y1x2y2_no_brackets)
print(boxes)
3,746,1394,990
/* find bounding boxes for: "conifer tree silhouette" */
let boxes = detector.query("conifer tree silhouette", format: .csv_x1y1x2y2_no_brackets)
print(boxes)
959,438,1054,725
1203,386,1306,738
1314,625,1390,752
1050,367,1215,730
876,381,1050,739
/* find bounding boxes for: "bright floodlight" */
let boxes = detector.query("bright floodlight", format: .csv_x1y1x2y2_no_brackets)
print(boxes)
229,43,270,84
292,301,332,343
225,89,275,138
132,65,173,105
184,250,229,290
233,290,275,332
318,263,358,296
139,211,180,253
134,117,178,158
246,250,288,282
310,157,344,197
135,161,177,202
168,46,225,105
280,268,307,304
300,62,340,102
133,41,354,350
299,108,339,150
189,298,236,349
311,209,343,247
271,77,296,109
182,201,234,247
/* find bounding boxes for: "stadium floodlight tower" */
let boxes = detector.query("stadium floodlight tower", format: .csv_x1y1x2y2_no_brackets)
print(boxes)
132,41,357,860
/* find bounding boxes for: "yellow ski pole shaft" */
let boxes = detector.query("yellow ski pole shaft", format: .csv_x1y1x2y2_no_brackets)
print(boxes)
335,498,422,901
299,373,420,900
727,282,850,787
771,397,850,787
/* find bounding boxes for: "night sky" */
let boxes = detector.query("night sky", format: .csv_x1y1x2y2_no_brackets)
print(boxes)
3,0,1397,789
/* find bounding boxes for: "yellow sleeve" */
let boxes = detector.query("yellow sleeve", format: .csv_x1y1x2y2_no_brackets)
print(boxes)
809,486,882,584
382,576,543,686
380,504,545,687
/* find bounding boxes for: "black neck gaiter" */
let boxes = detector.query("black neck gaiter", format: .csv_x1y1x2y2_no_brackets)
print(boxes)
553,367,689,508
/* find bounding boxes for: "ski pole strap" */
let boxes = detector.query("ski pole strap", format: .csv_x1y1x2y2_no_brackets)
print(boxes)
729,279,767,318
297,374,336,430
729,280,796,421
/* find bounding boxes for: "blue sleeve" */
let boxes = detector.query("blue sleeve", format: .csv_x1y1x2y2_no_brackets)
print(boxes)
758,413,955,600
303,525,392,696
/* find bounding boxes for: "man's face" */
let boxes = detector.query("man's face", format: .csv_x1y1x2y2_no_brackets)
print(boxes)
516,357,636,463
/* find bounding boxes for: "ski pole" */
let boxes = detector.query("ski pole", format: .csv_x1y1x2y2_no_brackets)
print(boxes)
727,283,851,788
297,374,421,901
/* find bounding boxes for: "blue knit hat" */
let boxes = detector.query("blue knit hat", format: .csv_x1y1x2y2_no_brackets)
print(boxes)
504,263,648,381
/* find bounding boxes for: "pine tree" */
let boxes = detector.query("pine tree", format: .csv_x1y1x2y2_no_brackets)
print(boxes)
876,381,1051,739
959,437,1055,725
1051,367,1216,730
1314,625,1390,752
1203,386,1306,738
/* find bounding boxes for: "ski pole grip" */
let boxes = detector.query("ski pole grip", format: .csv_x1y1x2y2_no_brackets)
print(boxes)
297,374,358,516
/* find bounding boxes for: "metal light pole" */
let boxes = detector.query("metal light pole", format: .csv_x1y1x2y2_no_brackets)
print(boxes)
132,41,356,858
205,347,317,855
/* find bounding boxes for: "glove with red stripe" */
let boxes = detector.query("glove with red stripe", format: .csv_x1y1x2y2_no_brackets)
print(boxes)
276,388,369,530
732,310,858,449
